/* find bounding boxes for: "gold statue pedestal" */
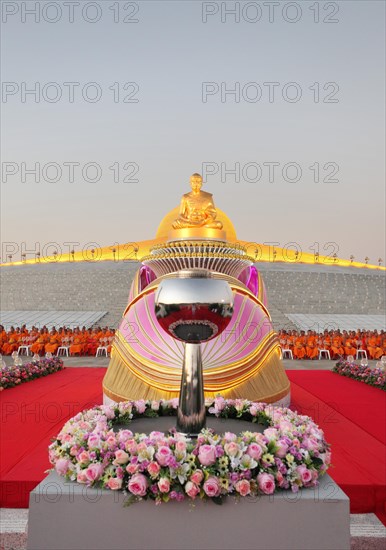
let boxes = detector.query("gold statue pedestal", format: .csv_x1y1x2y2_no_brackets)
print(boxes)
168,227,227,242
103,172,291,407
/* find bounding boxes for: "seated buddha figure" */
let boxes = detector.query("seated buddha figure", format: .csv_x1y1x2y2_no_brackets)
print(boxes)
172,173,223,230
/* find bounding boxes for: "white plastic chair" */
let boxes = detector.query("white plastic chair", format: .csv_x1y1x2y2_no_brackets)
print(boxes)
318,349,331,360
96,346,108,357
282,349,293,359
57,346,70,357
17,345,31,356
356,350,367,360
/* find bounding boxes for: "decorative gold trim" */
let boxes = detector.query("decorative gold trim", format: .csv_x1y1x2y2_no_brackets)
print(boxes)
103,347,290,404
111,331,280,393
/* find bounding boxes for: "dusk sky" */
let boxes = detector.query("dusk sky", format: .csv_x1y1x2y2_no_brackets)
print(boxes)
1,0,385,263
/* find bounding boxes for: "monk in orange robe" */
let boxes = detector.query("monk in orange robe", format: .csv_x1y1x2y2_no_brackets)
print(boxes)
331,332,344,359
344,332,357,358
0,325,8,353
293,331,307,359
367,333,383,360
279,330,287,350
69,329,85,356
381,335,386,356
2,328,21,355
28,327,39,345
85,329,100,356
285,332,294,353
30,330,49,355
374,331,382,347
306,331,318,359
321,331,331,353
45,328,61,355
354,331,366,355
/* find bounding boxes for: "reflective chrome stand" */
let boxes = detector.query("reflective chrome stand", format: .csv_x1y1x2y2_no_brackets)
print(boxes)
177,343,206,436
154,269,234,439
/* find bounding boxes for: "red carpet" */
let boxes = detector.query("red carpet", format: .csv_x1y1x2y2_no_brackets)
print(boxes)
287,371,386,521
1,368,385,521
0,368,105,508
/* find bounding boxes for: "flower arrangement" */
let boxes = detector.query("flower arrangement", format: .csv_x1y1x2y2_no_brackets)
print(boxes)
333,359,386,390
49,397,331,505
0,357,64,390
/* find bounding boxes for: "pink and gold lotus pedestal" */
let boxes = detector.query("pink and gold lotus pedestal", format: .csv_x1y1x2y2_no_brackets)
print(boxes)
103,174,290,406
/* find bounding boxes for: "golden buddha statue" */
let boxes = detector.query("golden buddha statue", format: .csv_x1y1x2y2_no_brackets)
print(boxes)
172,173,223,230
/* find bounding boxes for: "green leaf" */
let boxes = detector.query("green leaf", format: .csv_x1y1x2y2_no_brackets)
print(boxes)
123,494,139,507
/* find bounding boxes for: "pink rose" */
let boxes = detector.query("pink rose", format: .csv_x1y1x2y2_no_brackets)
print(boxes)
85,463,104,482
55,458,70,475
77,451,90,465
276,472,284,486
147,461,161,478
214,396,226,410
106,477,123,490
234,399,245,413
247,443,262,460
175,440,187,453
100,405,115,419
235,479,251,496
134,400,146,414
275,440,288,458
257,472,275,494
323,451,332,467
190,469,204,485
155,446,172,466
297,465,313,485
264,428,278,441
170,398,179,409
249,404,259,416
185,481,200,499
106,435,117,449
113,450,129,465
198,445,217,466
126,463,139,474
209,396,226,414
87,434,101,449
149,431,165,440
203,476,221,498
151,401,160,411
224,441,239,457
158,478,170,493
125,439,138,454
223,432,237,442
128,473,148,497
77,470,88,483
70,446,79,456
118,430,133,443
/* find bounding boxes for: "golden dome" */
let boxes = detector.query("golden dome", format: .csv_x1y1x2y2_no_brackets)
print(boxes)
155,206,237,242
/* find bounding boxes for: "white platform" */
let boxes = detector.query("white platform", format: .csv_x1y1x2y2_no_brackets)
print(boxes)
27,472,350,550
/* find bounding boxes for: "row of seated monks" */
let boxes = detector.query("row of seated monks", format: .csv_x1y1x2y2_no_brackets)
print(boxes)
0,325,115,356
1,325,385,360
278,329,386,360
